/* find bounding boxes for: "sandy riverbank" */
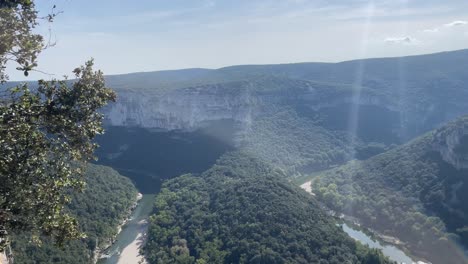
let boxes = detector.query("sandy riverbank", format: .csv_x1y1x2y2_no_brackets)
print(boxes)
99,194,155,264
96,192,147,264
116,219,148,264
0,253,7,264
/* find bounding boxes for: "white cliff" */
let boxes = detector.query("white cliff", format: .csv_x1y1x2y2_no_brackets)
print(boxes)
103,78,468,145
104,81,400,131
105,85,258,131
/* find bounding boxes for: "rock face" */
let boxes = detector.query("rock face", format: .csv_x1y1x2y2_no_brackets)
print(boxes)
101,49,468,140
103,80,466,145
433,119,468,169
105,85,257,131
104,80,399,131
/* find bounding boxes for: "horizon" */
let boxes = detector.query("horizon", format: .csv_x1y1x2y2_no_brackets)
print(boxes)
6,47,467,82
6,0,468,81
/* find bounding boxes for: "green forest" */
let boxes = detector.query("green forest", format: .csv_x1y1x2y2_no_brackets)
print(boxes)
144,152,393,264
314,115,468,264
10,164,138,264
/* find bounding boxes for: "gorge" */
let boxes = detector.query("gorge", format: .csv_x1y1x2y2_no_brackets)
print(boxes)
6,49,468,264
90,49,468,264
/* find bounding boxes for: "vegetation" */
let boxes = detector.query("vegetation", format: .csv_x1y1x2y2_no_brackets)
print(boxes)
0,60,116,249
238,99,397,174
314,115,468,263
240,108,351,172
0,0,46,82
3,2,468,263
145,152,393,264
0,0,116,250
10,164,138,264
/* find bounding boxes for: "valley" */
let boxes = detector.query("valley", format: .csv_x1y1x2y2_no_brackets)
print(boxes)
93,123,237,264
299,177,424,263
5,49,468,264
3,2,468,263
90,49,468,264
313,116,468,263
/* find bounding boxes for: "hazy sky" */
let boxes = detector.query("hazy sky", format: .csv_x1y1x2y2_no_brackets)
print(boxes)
7,0,468,80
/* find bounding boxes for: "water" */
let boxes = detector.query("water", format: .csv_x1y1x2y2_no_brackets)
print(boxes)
98,194,155,264
342,223,414,264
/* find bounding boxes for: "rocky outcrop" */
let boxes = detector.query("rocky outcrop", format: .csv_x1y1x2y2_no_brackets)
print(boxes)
433,122,468,169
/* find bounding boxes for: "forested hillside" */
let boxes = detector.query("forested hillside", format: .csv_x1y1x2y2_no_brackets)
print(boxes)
10,164,138,264
314,115,468,264
144,152,393,264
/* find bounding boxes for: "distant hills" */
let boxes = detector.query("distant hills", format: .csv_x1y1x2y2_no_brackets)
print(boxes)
5,49,468,144
104,49,468,92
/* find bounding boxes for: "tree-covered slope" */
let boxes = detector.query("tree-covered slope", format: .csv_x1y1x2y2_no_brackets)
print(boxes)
239,108,352,172
144,152,393,264
10,164,138,264
314,115,468,263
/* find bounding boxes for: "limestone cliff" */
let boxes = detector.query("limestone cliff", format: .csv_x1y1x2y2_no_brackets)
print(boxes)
102,77,465,144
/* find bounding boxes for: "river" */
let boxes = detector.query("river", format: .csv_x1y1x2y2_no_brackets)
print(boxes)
299,180,418,264
98,194,155,264
341,223,415,264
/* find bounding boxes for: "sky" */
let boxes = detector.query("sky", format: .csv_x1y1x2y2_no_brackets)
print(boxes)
7,0,468,80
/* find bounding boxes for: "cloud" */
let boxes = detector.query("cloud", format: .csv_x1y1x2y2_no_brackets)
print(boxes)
423,28,439,33
384,36,419,45
444,20,467,27
422,20,467,34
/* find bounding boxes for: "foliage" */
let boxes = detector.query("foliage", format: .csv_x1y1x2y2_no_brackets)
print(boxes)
0,0,53,82
145,152,393,264
240,108,351,172
314,116,468,264
0,60,116,250
10,164,138,264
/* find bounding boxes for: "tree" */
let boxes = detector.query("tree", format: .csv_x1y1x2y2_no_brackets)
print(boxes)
0,0,116,251
0,0,55,83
